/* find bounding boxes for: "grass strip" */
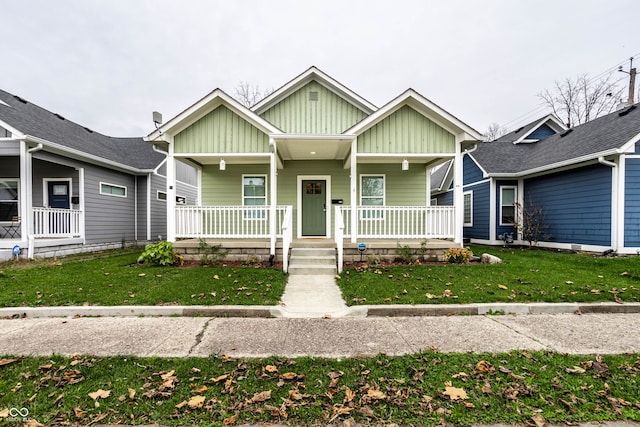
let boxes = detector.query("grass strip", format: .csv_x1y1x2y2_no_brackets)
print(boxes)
338,245,640,305
0,351,638,426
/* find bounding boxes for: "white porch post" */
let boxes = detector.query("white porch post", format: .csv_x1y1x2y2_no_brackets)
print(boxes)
19,140,30,243
453,141,463,245
350,138,358,243
146,173,152,241
166,141,176,242
269,138,277,256
78,167,85,243
425,165,431,206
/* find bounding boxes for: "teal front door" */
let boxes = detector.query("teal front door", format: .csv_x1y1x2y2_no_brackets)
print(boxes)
302,180,326,236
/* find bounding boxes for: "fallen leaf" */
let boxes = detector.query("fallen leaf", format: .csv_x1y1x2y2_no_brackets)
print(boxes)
250,390,272,403
476,360,495,373
188,395,206,409
73,407,86,418
211,374,229,383
88,389,111,400
531,413,549,427
0,358,17,366
194,385,208,393
264,365,278,373
498,284,508,290
24,420,44,427
280,372,297,380
443,384,468,400
367,389,387,400
344,387,355,403
565,366,586,374
222,414,237,425
175,400,188,409
0,409,10,418
464,402,475,408
565,280,574,284
213,275,220,280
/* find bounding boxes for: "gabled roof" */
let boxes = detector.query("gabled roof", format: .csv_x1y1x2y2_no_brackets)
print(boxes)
146,88,282,142
252,66,377,116
346,89,483,143
430,160,453,192
0,89,163,171
491,114,565,144
471,104,640,176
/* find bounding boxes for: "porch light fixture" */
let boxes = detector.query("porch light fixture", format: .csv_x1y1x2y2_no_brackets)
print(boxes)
219,159,226,170
402,158,409,171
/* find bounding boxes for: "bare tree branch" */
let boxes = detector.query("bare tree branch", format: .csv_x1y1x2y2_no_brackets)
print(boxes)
483,122,508,141
538,72,623,127
234,82,274,108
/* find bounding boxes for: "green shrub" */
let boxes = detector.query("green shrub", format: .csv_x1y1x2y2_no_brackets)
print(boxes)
137,241,182,266
198,238,228,266
396,243,414,264
444,247,473,264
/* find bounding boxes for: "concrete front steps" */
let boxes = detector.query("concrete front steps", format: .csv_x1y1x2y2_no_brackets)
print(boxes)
287,247,337,275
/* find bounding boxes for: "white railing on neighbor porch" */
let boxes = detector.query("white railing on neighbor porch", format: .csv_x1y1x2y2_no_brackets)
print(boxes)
337,205,456,239
32,207,82,238
175,205,289,239
281,206,293,273
335,206,345,273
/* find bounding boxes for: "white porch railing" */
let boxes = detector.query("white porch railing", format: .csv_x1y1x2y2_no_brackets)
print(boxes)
32,207,82,238
335,206,344,273
338,205,456,239
281,206,293,273
175,205,289,239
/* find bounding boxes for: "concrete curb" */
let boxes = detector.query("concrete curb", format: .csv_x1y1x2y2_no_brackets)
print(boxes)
1,302,640,319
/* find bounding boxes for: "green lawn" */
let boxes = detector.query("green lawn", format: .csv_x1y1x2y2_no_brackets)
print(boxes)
338,245,640,305
1,351,638,426
2,246,640,308
0,250,287,307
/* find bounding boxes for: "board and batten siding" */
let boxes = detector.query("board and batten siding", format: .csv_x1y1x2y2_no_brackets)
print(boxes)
624,158,640,247
463,181,490,240
357,106,456,154
259,81,368,134
524,165,612,246
174,106,270,154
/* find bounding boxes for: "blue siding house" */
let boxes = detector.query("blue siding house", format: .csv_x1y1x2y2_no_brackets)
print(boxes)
433,107,640,254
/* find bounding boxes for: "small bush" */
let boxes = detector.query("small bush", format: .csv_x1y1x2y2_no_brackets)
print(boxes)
396,243,414,264
198,238,228,266
444,247,473,264
138,241,182,266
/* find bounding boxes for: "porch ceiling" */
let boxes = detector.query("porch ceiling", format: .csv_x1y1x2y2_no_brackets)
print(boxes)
274,136,353,161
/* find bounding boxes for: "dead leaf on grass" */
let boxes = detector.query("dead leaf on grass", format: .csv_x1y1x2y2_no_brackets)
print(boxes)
188,395,206,409
531,413,549,427
88,389,111,400
443,382,468,400
0,358,17,367
367,389,386,400
250,390,272,403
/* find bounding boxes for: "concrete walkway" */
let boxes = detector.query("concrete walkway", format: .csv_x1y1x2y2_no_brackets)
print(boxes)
279,274,356,318
1,313,639,358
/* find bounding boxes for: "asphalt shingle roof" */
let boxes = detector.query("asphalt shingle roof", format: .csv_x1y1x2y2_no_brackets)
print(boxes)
0,89,163,171
471,104,640,175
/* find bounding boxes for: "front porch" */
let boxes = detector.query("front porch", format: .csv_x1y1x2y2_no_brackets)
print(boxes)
172,204,458,272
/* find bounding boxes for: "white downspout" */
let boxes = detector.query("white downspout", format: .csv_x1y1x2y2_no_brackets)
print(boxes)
598,156,619,251
453,139,463,245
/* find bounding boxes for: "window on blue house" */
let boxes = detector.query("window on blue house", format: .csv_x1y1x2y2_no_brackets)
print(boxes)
243,175,267,219
500,186,516,225
463,191,473,226
360,175,385,219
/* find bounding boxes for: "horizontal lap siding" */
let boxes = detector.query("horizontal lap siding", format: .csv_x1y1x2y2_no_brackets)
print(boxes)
525,165,612,246
624,158,640,246
464,155,484,185
83,164,136,244
464,182,490,240
260,81,368,134
358,106,455,154
201,164,270,206
32,159,79,208
496,180,518,238
434,191,453,206
137,176,149,240
174,106,269,154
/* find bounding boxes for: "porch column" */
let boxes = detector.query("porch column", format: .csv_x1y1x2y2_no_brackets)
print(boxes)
269,138,277,256
453,141,463,245
78,167,85,243
425,165,431,206
166,141,176,242
19,140,30,243
350,139,358,243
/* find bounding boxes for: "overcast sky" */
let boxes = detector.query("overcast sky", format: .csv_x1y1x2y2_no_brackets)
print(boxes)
2,0,639,137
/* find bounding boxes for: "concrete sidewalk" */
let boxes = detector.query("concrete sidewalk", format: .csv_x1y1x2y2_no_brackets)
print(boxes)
1,313,639,358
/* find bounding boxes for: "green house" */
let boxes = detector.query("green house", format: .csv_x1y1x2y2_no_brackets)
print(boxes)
145,67,482,271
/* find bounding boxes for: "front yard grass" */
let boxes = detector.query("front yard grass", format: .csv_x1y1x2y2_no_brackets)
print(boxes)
0,250,287,307
338,245,640,305
0,351,638,426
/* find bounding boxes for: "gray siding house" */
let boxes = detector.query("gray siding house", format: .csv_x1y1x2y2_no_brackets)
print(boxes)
0,89,196,260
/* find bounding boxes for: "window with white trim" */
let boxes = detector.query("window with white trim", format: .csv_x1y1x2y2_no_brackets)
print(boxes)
243,175,267,219
500,186,516,225
463,191,473,226
360,175,385,219
0,180,19,221
100,182,127,198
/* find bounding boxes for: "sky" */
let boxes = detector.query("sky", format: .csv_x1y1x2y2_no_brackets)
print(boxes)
2,0,639,137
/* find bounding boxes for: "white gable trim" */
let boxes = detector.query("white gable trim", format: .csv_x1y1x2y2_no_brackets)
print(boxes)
252,66,377,115
513,114,567,144
146,89,282,141
466,152,490,179
0,118,25,139
345,89,483,142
